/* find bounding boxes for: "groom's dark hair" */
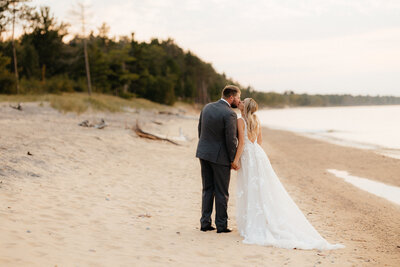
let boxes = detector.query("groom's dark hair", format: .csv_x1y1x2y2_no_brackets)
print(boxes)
222,85,240,98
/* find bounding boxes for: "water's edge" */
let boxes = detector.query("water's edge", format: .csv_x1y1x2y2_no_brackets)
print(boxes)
327,169,400,206
260,124,400,160
257,106,400,160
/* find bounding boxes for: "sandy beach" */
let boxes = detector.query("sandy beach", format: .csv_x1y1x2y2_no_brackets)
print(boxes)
1,102,399,266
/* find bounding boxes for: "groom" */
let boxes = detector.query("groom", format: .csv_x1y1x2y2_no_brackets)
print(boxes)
196,85,241,233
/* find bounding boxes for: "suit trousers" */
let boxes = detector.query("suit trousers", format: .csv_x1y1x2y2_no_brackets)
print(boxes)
199,159,231,230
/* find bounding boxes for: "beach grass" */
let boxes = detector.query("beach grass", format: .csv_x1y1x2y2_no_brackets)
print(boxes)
0,93,171,114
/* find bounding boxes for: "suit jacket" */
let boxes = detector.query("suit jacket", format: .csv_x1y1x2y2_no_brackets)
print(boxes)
196,100,238,166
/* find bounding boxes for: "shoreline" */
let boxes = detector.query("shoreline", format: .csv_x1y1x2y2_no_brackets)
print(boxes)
257,105,400,161
257,126,400,265
261,124,400,161
260,126,400,188
0,103,399,266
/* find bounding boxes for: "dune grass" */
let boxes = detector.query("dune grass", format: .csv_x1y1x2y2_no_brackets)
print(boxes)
0,93,172,114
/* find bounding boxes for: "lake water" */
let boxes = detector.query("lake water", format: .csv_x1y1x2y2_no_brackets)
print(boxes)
257,105,400,159
327,169,400,206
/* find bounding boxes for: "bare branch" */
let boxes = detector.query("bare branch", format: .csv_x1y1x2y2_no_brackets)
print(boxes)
133,120,181,146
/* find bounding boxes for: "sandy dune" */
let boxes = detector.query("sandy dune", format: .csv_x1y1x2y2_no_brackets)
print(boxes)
0,102,399,266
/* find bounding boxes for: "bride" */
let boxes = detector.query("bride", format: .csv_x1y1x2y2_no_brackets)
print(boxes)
232,98,344,250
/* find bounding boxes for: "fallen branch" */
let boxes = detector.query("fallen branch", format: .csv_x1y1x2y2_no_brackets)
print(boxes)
78,119,107,129
133,120,180,146
94,119,107,129
78,120,92,127
10,103,22,111
158,111,178,116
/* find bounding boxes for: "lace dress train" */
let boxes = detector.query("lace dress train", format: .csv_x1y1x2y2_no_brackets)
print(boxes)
236,118,344,250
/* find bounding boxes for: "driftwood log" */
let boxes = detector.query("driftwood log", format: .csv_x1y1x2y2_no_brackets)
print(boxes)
78,119,107,129
10,103,22,110
158,111,179,116
94,119,107,129
133,120,180,146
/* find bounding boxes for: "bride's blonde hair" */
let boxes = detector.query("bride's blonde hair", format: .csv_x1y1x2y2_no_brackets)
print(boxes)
243,98,259,139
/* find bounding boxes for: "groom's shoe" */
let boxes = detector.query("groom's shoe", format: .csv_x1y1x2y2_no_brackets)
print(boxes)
217,227,232,233
200,225,216,232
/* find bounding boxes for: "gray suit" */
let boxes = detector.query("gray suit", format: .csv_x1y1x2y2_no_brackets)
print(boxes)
196,99,237,230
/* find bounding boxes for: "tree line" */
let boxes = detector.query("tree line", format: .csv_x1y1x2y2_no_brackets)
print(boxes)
0,2,232,105
241,90,400,108
1,1,399,107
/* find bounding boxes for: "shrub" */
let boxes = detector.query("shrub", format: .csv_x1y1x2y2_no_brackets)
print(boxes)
0,53,15,94
44,76,75,93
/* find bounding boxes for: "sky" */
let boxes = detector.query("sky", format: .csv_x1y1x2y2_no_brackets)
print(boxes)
26,1,400,96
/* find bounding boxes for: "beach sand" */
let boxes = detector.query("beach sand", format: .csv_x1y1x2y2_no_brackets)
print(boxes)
0,102,399,266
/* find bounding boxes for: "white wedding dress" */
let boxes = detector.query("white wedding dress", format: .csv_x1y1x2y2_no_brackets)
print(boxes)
236,118,344,250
